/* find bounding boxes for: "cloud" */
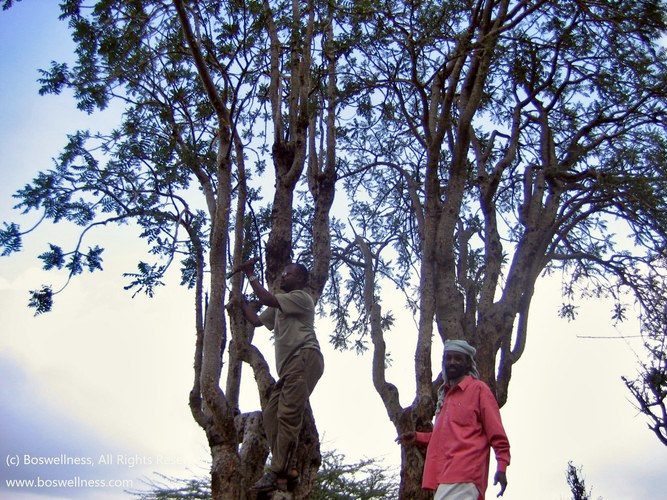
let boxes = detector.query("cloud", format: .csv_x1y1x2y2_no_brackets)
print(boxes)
0,263,209,499
0,353,148,498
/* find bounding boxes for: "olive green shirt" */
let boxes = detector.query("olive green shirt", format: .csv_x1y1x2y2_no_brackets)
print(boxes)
259,289,321,376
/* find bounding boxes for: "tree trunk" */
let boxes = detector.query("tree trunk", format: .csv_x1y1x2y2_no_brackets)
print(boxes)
237,411,270,495
210,441,242,500
399,446,432,500
291,407,321,499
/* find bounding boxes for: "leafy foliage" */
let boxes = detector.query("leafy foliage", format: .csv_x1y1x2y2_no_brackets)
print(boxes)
327,0,667,407
129,449,398,500
1,0,20,11
566,461,601,500
130,472,212,500
622,262,667,446
309,449,399,500
2,1,232,311
28,286,53,316
0,222,21,256
123,261,166,298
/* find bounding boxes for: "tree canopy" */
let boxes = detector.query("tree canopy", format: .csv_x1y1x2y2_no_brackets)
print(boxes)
322,2,667,491
2,0,667,497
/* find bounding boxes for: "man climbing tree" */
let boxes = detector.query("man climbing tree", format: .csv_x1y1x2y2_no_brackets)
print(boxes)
237,258,324,493
1,0,339,498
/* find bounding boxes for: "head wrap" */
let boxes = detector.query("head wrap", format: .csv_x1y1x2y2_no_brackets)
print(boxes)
444,339,477,358
435,339,480,415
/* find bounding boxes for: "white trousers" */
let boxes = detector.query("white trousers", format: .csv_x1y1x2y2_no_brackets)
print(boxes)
434,482,479,500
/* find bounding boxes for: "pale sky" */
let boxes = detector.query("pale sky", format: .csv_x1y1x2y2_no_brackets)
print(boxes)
1,2,665,500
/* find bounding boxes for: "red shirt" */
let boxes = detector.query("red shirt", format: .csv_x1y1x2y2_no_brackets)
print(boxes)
415,376,510,499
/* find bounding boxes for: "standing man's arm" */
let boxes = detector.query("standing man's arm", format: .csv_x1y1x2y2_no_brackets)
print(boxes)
395,431,432,446
480,388,511,497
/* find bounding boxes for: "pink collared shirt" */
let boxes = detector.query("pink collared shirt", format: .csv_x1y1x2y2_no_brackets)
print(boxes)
415,375,510,499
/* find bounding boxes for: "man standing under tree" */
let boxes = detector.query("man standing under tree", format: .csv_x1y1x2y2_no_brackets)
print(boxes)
236,258,324,493
397,340,510,500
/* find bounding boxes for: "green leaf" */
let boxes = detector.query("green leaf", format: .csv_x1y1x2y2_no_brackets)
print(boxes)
28,286,53,315
38,244,65,271
85,245,104,272
123,261,165,298
0,222,22,256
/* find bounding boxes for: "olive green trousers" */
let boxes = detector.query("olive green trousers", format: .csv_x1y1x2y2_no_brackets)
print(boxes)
265,348,324,475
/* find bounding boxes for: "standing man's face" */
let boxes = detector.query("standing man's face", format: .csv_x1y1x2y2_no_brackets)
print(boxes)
443,351,471,382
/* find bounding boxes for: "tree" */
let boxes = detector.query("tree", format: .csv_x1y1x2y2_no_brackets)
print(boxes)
566,461,601,500
309,449,399,500
129,449,398,499
622,262,667,445
623,341,667,446
4,1,667,498
324,0,667,496
1,0,340,498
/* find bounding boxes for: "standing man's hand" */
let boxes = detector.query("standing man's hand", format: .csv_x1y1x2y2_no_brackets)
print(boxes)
494,471,507,497
395,432,416,446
